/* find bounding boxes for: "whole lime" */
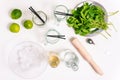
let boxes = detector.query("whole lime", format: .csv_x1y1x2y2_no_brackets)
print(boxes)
9,23,20,33
23,20,33,29
11,9,22,19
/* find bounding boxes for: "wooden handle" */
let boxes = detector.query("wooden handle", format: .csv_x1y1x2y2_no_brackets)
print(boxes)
71,37,103,75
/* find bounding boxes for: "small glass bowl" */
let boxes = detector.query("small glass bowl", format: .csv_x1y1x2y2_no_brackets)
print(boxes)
54,5,69,21
32,11,47,26
8,41,47,79
45,29,60,44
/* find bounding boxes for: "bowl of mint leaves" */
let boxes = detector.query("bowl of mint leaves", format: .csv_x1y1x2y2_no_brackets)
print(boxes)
67,0,108,36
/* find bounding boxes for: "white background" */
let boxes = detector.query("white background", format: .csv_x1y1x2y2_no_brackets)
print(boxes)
0,0,120,80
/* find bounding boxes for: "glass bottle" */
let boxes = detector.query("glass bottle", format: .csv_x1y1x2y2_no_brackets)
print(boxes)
60,49,79,71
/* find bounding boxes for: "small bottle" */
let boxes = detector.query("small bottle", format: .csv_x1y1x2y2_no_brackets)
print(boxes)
48,51,60,68
86,38,95,45
60,49,79,71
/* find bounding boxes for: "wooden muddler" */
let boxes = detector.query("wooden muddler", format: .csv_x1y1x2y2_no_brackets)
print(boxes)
70,37,103,75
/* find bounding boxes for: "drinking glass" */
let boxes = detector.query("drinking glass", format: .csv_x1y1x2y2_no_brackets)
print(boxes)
32,11,47,26
45,29,60,45
60,49,79,71
54,5,69,25
48,51,60,68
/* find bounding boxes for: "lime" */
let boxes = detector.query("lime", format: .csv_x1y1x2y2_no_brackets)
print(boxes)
11,9,22,19
23,20,33,29
9,23,20,33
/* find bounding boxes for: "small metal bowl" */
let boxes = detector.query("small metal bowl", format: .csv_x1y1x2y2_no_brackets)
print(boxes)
70,0,108,37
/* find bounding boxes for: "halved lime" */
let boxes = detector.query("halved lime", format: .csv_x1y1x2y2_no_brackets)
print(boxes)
11,9,22,19
23,20,33,29
9,23,20,33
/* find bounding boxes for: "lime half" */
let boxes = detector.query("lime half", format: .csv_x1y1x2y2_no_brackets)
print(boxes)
23,20,33,29
11,9,22,19
9,23,20,33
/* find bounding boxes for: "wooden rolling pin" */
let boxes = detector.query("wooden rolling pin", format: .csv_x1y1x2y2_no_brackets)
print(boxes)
70,37,103,76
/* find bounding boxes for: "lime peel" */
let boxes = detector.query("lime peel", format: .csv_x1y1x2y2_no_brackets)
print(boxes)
23,20,33,29
11,9,22,19
9,23,20,33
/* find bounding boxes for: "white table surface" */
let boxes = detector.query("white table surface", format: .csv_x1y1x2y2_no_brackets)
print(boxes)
0,0,120,80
